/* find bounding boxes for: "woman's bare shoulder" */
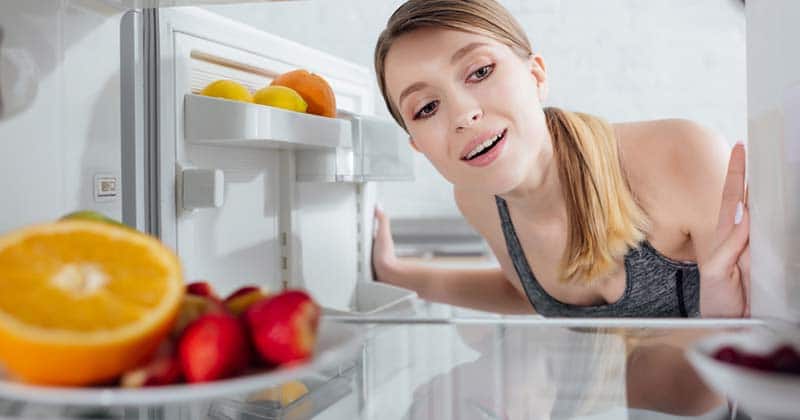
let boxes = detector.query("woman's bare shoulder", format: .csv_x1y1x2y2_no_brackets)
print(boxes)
614,118,729,186
614,118,731,229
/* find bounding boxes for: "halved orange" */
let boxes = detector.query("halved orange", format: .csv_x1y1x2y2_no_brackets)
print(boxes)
0,220,184,386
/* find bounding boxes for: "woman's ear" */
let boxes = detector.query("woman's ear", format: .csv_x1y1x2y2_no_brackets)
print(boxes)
409,137,421,153
529,54,548,103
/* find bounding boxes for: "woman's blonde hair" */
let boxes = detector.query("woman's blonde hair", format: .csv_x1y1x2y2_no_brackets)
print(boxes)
375,0,649,283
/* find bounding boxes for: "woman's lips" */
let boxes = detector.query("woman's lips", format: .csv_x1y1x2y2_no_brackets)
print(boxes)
463,133,507,167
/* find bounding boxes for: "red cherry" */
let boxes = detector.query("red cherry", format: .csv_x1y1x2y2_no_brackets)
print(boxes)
713,346,741,364
738,354,772,371
768,345,800,374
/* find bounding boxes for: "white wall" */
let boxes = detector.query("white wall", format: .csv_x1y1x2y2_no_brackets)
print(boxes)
208,0,747,220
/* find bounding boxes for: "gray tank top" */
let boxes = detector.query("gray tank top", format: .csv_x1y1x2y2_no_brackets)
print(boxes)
496,196,700,317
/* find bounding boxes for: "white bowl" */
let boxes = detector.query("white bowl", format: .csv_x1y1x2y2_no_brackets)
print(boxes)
0,320,364,407
686,324,800,419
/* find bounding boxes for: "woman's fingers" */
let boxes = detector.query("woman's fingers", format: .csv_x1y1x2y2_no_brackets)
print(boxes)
717,143,747,238
739,244,751,317
374,206,393,245
371,205,397,280
709,207,750,277
700,207,750,317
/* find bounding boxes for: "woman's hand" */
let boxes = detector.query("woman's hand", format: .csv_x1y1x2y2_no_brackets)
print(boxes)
371,206,400,283
699,143,751,317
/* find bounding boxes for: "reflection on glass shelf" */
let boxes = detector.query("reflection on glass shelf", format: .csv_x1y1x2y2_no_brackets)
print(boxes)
209,364,358,420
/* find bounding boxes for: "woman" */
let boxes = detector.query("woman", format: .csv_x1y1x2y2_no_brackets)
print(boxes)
371,0,750,318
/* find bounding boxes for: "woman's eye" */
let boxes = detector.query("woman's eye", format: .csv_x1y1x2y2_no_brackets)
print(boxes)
414,100,439,120
468,64,495,82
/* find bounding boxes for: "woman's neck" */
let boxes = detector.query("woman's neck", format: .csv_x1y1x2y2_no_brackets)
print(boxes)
498,136,567,225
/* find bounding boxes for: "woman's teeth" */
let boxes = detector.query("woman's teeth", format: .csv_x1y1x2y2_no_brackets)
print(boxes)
465,131,505,160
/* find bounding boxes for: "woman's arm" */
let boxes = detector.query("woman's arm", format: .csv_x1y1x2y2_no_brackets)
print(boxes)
657,120,750,317
372,208,535,315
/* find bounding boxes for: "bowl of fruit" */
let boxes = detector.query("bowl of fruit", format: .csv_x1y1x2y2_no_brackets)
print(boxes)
0,212,364,406
686,324,800,418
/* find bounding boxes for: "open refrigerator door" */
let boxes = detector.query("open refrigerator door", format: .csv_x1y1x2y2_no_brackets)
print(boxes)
120,5,417,317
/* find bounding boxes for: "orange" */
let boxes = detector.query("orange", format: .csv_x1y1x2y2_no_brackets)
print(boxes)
0,220,184,386
270,70,337,118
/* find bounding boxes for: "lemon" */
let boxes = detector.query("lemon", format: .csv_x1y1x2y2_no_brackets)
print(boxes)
200,80,253,103
61,210,127,228
253,86,308,113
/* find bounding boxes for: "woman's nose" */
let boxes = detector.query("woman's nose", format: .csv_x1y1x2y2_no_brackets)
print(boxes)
455,108,483,132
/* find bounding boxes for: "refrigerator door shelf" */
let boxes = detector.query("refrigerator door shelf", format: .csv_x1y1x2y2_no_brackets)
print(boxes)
290,111,415,183
184,93,352,150
336,111,415,183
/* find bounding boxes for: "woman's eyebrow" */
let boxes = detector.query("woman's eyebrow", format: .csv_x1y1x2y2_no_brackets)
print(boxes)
397,42,490,108
450,42,489,64
398,82,428,108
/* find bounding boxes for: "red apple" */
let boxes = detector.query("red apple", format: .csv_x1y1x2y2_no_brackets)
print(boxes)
243,290,321,365
120,342,183,387
172,294,228,337
186,281,219,300
120,354,183,388
224,286,269,316
178,313,250,383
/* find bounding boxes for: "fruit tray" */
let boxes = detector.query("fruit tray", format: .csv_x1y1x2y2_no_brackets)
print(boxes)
0,320,363,407
183,94,352,149
322,282,418,317
686,322,800,419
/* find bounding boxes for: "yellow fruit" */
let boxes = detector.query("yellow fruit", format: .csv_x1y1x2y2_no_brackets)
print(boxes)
0,220,184,386
253,86,308,113
60,210,127,228
248,380,309,406
200,80,253,103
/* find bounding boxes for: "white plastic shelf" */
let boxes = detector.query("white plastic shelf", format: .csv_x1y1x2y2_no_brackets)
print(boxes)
183,94,352,150
323,282,418,317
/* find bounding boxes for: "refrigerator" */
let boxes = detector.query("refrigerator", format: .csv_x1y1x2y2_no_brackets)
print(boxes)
0,0,799,419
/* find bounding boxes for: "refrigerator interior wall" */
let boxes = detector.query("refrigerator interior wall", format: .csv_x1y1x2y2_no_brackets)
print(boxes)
747,0,800,320
0,1,125,233
155,7,377,304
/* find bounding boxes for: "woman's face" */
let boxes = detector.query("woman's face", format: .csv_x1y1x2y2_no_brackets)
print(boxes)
385,28,550,194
